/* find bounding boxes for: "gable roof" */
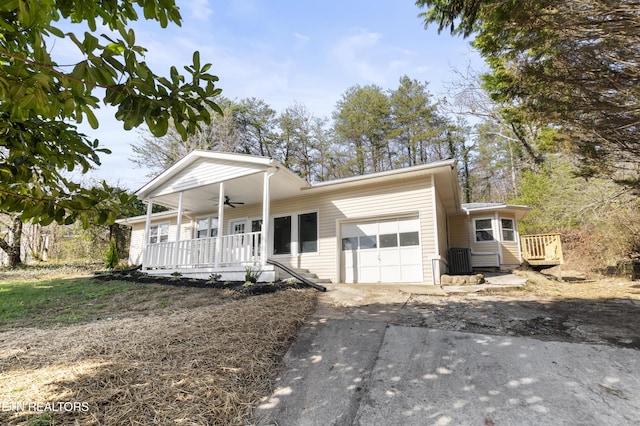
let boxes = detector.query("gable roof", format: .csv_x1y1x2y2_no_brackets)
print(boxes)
133,150,462,214
135,151,308,211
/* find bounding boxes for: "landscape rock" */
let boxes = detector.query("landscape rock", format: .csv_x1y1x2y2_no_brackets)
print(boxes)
440,273,485,285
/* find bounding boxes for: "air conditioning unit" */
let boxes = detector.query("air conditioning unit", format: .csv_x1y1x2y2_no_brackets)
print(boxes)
448,248,472,275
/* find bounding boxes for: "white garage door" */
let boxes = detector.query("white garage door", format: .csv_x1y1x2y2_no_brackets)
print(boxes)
341,217,423,283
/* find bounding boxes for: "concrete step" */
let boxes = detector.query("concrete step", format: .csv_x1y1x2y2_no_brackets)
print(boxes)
276,267,330,283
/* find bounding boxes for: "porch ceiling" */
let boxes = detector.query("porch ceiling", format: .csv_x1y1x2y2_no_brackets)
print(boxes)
150,169,304,213
138,151,309,213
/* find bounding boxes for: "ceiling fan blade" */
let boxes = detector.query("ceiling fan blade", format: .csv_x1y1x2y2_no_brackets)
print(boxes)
224,195,244,207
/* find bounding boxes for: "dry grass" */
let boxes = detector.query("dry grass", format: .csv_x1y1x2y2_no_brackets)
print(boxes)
508,269,640,300
0,288,317,425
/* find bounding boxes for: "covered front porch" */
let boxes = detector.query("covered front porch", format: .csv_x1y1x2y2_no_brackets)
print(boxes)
134,151,310,281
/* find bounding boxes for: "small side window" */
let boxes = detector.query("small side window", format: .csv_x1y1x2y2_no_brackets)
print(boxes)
501,218,515,242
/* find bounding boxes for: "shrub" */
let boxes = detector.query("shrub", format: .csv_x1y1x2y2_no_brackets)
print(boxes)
104,239,119,270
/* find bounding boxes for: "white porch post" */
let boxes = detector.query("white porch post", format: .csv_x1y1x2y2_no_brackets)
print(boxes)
215,182,225,268
142,199,153,268
173,192,184,269
261,169,274,266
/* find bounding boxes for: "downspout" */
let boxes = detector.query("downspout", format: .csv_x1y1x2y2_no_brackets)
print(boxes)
173,191,184,269
142,199,153,269
431,174,439,285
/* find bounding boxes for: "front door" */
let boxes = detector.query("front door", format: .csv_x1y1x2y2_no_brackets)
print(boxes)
228,218,263,263
228,219,247,263
230,219,246,235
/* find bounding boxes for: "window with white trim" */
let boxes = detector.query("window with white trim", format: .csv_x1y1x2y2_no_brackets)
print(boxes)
501,218,515,242
298,212,318,253
273,216,292,255
149,223,169,244
474,218,494,242
273,211,318,255
195,216,218,238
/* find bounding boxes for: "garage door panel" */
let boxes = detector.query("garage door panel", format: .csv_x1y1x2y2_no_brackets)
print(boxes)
381,266,404,282
379,249,400,265
359,250,379,267
341,217,423,284
399,246,421,258
401,265,423,281
358,222,377,235
378,220,398,234
342,224,362,238
343,251,356,267
359,266,380,283
399,218,420,232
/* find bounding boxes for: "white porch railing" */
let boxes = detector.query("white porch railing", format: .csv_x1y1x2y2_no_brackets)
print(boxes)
143,232,263,269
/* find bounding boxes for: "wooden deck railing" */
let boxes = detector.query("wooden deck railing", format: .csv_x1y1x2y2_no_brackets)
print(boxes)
520,233,563,266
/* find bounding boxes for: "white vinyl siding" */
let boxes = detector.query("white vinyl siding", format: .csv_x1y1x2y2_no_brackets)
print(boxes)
211,177,436,283
129,175,438,283
447,215,470,248
460,212,522,269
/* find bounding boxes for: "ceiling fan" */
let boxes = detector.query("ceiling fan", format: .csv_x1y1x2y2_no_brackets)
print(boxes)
224,196,245,208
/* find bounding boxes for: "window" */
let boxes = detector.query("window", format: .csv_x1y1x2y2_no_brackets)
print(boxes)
273,212,319,255
149,223,169,244
298,212,318,253
475,219,494,242
359,235,377,249
342,237,358,250
399,231,420,246
273,216,292,255
501,218,515,242
379,233,398,248
196,216,218,238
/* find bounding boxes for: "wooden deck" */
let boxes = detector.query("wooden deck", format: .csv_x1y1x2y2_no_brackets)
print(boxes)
521,233,564,267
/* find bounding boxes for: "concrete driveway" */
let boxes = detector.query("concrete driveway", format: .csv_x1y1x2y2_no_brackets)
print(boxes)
252,284,640,425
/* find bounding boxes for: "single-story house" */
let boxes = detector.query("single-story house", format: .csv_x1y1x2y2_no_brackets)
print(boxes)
117,150,530,285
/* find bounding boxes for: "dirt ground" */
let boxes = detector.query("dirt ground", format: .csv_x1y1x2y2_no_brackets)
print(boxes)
318,269,640,350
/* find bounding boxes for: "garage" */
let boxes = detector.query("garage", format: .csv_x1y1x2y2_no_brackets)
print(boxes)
341,216,423,283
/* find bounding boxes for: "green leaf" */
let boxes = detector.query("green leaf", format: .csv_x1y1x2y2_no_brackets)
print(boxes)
83,32,99,52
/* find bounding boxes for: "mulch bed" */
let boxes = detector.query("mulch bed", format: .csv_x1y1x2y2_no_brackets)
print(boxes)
93,269,308,295
0,288,318,425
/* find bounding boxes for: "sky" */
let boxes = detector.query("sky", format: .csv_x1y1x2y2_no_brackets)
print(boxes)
63,0,485,191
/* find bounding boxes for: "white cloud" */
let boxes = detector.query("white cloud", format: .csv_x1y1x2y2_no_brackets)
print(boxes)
185,0,213,21
293,32,310,50
330,29,384,83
